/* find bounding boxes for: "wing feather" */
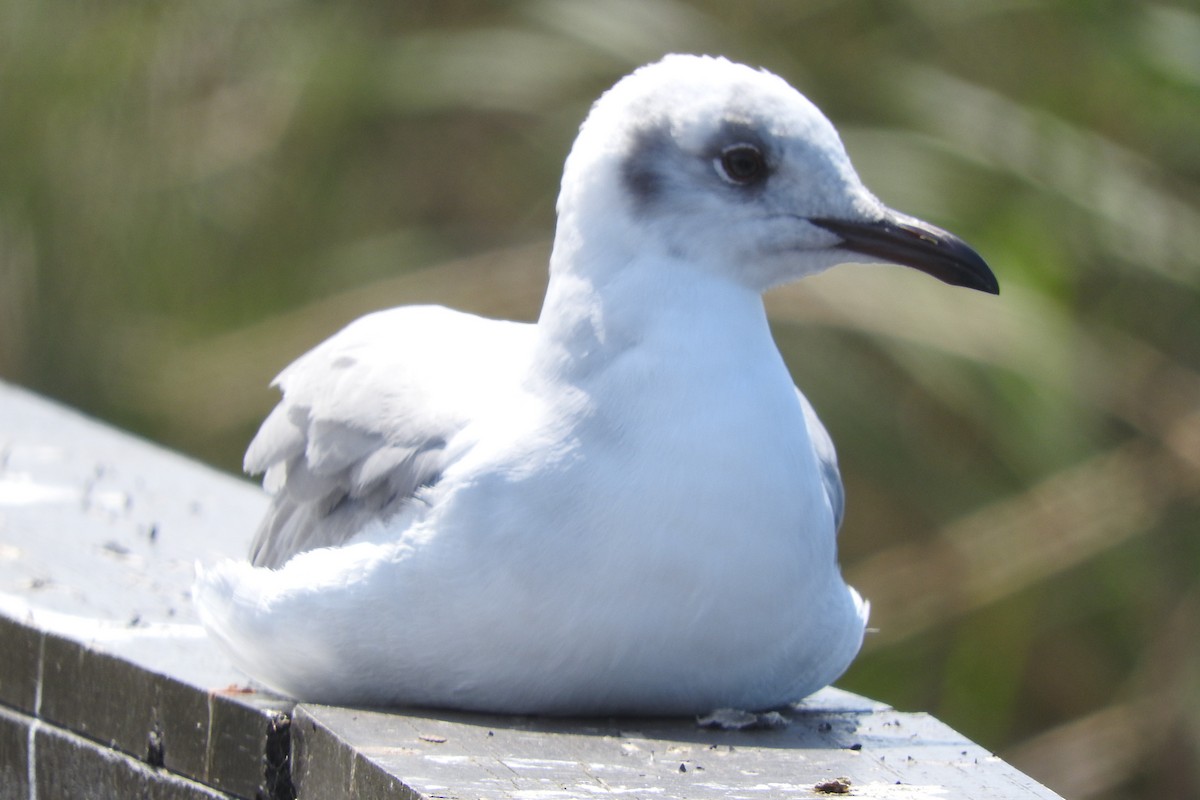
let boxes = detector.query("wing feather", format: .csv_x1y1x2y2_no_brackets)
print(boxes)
246,305,534,568
796,389,844,532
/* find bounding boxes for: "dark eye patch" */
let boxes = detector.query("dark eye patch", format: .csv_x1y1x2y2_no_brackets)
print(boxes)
620,117,774,216
621,124,673,213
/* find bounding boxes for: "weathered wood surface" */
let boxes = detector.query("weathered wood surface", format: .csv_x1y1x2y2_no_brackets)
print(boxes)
0,380,1063,799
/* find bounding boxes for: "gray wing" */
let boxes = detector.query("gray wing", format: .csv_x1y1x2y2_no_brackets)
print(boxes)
796,388,844,531
244,305,534,568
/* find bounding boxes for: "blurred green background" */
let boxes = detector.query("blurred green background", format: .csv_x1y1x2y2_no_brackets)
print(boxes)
2,1,1198,797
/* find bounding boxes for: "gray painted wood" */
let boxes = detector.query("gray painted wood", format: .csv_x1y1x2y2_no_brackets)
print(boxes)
290,696,1064,799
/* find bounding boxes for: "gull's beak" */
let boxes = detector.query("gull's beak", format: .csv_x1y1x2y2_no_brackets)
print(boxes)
810,210,999,295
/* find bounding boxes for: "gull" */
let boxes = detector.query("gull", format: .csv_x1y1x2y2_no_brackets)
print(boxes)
194,54,997,715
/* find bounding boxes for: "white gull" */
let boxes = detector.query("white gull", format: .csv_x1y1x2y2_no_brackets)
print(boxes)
194,54,997,715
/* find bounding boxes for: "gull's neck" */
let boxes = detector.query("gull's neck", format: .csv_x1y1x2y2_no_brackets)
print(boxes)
533,222,778,385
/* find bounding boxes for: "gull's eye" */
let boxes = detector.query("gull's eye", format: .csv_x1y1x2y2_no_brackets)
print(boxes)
716,144,767,185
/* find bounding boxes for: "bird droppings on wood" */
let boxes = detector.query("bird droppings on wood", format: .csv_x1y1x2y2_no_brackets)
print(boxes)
696,708,790,730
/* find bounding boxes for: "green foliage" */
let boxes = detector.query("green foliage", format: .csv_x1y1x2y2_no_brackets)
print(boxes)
3,2,1197,797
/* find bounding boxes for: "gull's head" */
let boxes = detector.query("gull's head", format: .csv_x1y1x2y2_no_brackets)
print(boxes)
554,54,997,295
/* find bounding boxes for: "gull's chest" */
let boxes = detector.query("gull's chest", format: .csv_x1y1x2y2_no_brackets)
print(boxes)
580,335,814,486
521,343,829,553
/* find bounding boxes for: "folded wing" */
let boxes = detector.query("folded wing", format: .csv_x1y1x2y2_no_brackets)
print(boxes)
796,389,844,532
244,305,534,568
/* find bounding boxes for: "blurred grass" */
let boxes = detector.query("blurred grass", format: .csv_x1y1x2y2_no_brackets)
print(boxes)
2,1,1198,797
